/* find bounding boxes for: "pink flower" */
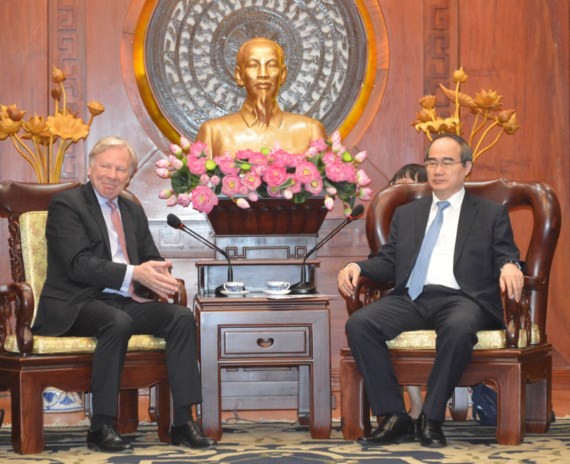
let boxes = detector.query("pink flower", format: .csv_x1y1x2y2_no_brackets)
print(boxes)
210,175,221,186
177,193,191,207
242,172,262,191
306,177,323,195
324,196,335,210
322,151,336,165
155,159,170,169
358,187,373,201
287,175,302,194
191,185,219,213
263,165,288,188
248,191,259,202
324,161,347,182
236,198,250,209
158,188,173,199
168,155,183,170
357,169,372,186
166,194,178,207
295,161,320,184
354,150,368,163
283,189,293,200
187,155,206,175
221,174,242,197
189,140,207,157
179,136,191,150
199,174,210,185
331,130,342,145
343,164,357,183
266,186,284,198
309,137,328,152
156,168,171,179
170,144,182,156
216,155,240,175
326,186,337,196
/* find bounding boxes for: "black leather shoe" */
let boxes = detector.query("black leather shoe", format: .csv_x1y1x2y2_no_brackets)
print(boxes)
87,424,133,453
416,411,447,448
357,413,415,446
170,419,217,448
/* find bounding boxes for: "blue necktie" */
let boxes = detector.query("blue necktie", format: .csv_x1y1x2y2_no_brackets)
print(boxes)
407,200,450,300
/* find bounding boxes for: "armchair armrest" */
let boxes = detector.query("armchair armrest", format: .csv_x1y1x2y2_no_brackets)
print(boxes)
504,275,546,348
0,282,35,355
344,276,394,316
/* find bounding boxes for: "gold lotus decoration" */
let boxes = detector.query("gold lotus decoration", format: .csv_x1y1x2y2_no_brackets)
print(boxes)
412,67,520,163
0,66,105,183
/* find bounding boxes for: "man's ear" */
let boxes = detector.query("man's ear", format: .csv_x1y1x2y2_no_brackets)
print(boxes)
234,67,245,87
464,161,473,177
279,65,288,86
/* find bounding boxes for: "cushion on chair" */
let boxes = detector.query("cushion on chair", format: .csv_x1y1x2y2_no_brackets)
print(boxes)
19,211,48,324
4,334,166,354
386,326,539,350
13,211,165,355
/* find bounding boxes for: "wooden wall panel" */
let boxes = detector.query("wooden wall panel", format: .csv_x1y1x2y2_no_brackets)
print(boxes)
0,0,49,279
455,0,570,367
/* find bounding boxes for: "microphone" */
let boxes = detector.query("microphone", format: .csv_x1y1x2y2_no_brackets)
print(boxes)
289,204,365,294
166,214,233,295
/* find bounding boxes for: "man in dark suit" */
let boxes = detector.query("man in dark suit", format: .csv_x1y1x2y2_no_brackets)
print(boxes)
338,133,523,448
33,136,216,453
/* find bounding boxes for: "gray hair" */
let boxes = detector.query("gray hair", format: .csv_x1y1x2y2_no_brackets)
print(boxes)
425,133,473,165
88,136,138,175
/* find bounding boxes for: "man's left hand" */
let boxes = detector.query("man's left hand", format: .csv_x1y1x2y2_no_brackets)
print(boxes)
499,263,524,302
133,260,178,300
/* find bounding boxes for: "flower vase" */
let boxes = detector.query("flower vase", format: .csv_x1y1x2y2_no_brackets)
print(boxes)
206,197,328,235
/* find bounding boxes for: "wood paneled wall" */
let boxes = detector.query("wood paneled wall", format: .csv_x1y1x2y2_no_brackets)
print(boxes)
1,0,568,410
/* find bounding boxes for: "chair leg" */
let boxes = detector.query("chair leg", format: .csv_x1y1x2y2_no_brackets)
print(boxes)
525,358,552,434
340,353,371,440
117,389,139,434
11,379,45,454
156,380,171,443
496,368,524,445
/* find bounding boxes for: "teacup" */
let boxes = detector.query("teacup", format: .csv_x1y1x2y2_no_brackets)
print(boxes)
267,281,290,292
224,281,245,293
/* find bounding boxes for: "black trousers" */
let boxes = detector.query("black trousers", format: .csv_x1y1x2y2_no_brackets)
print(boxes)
65,294,202,418
345,285,498,421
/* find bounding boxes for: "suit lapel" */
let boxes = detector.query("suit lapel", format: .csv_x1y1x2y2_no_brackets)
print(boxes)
83,183,113,258
454,192,478,264
413,197,432,250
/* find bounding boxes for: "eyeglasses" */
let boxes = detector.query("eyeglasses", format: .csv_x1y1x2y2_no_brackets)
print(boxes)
424,159,464,169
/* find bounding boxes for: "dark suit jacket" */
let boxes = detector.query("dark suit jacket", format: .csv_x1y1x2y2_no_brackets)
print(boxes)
357,191,520,326
33,182,163,336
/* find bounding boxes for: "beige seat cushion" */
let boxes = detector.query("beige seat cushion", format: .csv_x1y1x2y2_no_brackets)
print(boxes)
387,325,540,350
9,211,165,355
4,333,166,354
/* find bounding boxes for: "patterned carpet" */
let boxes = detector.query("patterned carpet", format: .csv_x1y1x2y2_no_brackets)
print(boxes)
1,419,569,463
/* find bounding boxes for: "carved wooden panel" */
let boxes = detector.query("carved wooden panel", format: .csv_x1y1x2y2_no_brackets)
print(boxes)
48,0,87,181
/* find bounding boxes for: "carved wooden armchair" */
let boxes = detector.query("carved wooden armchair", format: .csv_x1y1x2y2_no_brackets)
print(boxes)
0,181,187,454
340,179,561,445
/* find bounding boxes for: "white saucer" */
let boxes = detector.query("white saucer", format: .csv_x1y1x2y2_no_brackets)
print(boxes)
262,289,291,295
220,290,250,297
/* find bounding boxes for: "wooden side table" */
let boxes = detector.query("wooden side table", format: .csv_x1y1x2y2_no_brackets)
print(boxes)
194,294,331,440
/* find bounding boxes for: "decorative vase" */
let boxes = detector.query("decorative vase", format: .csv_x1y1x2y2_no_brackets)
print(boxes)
206,198,328,235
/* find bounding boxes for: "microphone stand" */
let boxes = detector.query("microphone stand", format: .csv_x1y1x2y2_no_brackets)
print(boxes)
290,205,365,294
167,215,233,295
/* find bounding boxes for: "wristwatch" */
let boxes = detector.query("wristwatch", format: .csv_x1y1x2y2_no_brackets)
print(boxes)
501,260,521,271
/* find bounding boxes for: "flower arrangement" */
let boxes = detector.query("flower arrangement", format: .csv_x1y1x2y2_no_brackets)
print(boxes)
412,66,520,163
0,65,105,183
156,131,372,215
